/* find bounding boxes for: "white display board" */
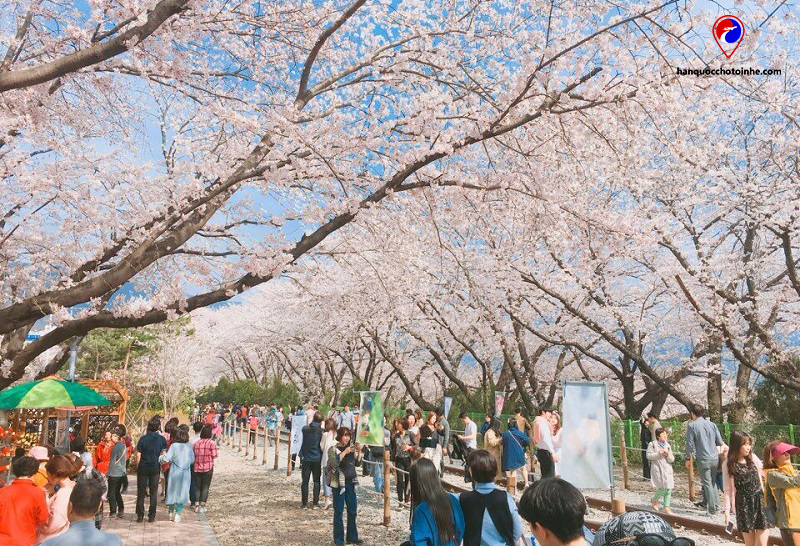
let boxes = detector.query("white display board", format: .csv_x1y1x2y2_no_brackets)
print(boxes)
559,381,613,489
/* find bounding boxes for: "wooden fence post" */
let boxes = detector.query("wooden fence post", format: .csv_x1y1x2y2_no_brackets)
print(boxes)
383,450,391,526
262,427,268,464
621,434,630,490
245,425,250,457
688,454,696,502
287,429,293,476
507,472,517,496
238,423,243,452
274,430,280,470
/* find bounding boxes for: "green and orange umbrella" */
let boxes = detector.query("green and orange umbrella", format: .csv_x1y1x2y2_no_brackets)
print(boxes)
0,377,111,409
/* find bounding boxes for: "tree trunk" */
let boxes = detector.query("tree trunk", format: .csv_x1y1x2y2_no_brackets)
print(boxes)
707,367,723,422
728,363,751,423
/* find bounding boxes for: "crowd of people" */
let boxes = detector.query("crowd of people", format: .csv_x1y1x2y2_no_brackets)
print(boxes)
133,414,220,523
2,398,798,546
209,401,708,546
0,413,220,545
206,399,800,545
636,403,800,546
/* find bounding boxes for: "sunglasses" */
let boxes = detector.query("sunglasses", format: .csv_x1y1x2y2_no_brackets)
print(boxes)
612,535,695,546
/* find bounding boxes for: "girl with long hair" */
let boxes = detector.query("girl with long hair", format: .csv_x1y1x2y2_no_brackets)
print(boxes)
405,458,464,546
407,414,419,447
418,425,443,470
480,413,493,436
394,418,413,506
723,431,769,546
763,440,800,546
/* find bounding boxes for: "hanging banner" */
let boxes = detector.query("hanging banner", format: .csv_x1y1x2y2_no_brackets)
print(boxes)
559,381,613,489
494,391,506,416
290,414,306,455
443,397,453,419
355,391,384,447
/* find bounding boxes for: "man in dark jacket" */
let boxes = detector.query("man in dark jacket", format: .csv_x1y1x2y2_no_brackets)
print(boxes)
135,418,167,523
299,411,324,508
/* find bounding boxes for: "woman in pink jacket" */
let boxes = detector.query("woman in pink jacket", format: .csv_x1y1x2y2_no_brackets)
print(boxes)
722,431,769,546
38,455,79,543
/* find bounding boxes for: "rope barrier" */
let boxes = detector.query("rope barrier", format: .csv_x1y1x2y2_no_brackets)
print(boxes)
361,459,382,466
390,463,410,476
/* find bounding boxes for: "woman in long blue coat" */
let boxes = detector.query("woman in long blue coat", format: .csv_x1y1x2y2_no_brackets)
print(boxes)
159,426,194,523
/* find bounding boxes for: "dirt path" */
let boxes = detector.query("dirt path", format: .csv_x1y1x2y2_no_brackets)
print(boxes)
205,441,406,546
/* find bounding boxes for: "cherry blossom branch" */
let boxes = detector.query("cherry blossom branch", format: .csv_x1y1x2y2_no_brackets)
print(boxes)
0,0,191,92
295,0,368,105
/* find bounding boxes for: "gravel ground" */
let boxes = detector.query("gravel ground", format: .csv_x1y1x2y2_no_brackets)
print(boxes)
205,441,407,546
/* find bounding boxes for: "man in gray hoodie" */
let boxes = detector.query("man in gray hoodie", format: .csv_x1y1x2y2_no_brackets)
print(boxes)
685,404,725,515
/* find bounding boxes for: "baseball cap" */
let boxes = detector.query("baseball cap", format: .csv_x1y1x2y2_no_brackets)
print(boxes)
772,442,800,458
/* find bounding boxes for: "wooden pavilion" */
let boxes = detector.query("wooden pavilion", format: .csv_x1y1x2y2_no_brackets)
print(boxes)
7,379,128,448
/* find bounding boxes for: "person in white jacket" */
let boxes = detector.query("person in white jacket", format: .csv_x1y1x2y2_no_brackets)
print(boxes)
647,428,676,514
320,417,338,510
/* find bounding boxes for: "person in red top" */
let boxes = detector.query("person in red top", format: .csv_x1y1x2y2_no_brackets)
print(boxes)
0,455,49,546
92,430,114,475
248,415,259,445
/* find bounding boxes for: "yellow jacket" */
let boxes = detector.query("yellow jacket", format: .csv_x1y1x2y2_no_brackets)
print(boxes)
32,462,48,490
765,463,800,530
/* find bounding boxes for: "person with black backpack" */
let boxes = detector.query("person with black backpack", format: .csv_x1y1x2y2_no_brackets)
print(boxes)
458,449,523,545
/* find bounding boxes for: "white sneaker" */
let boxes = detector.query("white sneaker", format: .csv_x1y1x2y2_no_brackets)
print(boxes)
195,505,201,513
169,511,175,521
174,514,181,524
200,507,206,513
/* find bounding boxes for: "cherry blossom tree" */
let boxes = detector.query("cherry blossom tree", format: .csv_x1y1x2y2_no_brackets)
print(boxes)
2,0,712,387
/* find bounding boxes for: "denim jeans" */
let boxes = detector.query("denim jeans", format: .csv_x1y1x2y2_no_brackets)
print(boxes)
372,462,383,493
697,458,719,513
332,484,358,545
323,474,332,497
